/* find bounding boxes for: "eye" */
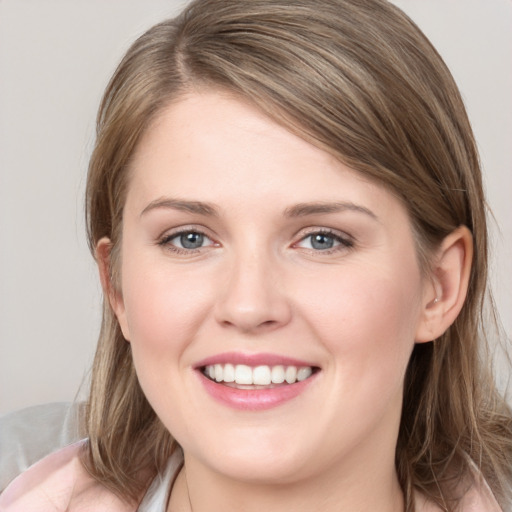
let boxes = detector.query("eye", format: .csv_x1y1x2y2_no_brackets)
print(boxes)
295,230,353,252
159,229,216,252
176,232,207,249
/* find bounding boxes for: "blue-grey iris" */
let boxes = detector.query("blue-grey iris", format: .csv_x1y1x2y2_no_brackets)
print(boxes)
311,233,334,250
181,232,204,249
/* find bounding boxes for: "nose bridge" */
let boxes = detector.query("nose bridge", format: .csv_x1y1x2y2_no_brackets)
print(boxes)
215,241,291,332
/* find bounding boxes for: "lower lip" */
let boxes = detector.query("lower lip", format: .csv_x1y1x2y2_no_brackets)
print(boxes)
197,371,318,411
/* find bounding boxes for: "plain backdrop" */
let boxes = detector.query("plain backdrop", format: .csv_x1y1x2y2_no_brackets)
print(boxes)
0,0,511,415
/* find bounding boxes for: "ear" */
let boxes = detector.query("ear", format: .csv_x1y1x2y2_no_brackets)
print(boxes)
415,226,473,343
95,237,131,341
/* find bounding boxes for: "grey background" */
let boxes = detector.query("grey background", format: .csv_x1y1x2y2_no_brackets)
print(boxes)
1,0,511,414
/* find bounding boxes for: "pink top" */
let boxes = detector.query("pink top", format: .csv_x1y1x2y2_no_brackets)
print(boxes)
0,441,503,511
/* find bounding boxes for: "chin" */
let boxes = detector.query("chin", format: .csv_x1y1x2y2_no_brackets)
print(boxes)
183,427,319,484
208,453,313,485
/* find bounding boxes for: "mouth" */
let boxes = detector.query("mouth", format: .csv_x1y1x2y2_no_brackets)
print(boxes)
201,363,318,388
195,354,320,410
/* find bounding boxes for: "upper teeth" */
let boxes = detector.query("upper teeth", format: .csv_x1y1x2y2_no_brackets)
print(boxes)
204,364,313,385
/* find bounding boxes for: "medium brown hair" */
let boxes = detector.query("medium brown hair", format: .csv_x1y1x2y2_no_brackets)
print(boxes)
84,0,512,509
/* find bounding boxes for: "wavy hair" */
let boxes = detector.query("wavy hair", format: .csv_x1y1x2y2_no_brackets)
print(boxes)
83,0,512,509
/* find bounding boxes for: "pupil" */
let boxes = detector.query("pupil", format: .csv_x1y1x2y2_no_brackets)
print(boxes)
181,232,204,249
311,234,334,250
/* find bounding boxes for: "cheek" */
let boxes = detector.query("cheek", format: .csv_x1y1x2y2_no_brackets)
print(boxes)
119,261,217,428
298,261,423,380
120,258,215,360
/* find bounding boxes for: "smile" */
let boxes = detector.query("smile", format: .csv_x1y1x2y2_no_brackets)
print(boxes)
195,354,320,410
202,364,313,386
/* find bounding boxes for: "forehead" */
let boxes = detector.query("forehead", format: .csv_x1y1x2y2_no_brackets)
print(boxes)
125,90,405,223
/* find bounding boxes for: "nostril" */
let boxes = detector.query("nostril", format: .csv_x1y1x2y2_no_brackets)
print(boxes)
220,318,278,332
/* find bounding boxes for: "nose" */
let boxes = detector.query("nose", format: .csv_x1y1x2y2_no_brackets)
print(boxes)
214,248,292,333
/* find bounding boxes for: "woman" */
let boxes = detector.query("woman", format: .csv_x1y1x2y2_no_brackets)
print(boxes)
1,0,511,510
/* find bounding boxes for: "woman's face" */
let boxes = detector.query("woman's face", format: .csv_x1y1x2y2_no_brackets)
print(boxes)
111,91,432,484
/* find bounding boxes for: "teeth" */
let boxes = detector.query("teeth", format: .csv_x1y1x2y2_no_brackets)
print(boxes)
285,366,297,384
253,365,271,385
223,363,235,383
203,364,314,385
297,367,313,381
235,364,253,385
271,365,285,384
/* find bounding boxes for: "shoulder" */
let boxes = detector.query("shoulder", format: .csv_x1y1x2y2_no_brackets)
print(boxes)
0,402,83,491
0,442,134,512
414,471,503,512
456,475,504,512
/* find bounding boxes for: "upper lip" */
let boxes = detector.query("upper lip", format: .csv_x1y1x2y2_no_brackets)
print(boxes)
194,352,319,369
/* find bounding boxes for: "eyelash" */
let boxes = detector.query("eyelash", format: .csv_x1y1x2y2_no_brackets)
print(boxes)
157,228,216,255
157,228,354,255
294,228,354,254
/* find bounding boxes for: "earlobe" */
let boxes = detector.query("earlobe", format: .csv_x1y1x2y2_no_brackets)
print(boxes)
95,237,131,341
415,226,473,343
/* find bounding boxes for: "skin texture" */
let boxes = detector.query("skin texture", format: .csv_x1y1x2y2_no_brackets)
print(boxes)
98,91,472,512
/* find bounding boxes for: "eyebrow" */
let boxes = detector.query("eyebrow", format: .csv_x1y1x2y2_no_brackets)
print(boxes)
284,201,378,220
140,197,220,217
140,197,378,221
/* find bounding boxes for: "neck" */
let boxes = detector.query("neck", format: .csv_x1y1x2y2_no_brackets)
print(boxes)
168,452,404,512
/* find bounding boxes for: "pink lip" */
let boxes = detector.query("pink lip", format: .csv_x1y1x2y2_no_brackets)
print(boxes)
197,373,318,411
194,351,316,369
194,352,320,411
